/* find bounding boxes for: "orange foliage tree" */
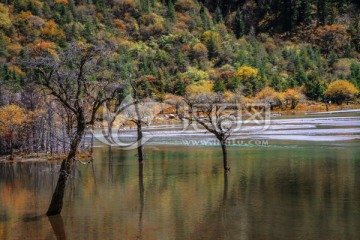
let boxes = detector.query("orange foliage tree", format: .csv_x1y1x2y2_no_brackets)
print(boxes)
312,25,350,56
41,20,65,41
0,105,28,160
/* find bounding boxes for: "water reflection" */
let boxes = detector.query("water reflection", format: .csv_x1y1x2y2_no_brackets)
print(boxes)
108,146,114,184
48,215,66,240
0,141,359,239
138,164,144,240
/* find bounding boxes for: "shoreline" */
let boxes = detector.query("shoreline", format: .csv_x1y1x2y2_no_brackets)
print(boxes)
0,152,91,164
1,107,359,164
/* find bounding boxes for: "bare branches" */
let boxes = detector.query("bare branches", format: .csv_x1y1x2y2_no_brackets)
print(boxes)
23,43,121,129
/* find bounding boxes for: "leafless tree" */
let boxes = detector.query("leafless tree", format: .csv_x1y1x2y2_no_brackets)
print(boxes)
181,92,240,173
26,43,120,215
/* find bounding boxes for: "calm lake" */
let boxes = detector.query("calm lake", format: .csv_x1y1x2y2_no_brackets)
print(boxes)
1,112,360,239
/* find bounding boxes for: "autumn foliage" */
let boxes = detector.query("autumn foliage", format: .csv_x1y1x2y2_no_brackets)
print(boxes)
325,80,359,104
0,105,28,160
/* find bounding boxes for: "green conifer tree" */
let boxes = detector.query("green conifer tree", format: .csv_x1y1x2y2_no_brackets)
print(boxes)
141,0,150,13
215,5,224,24
200,5,211,30
167,0,176,21
234,9,245,39
213,78,225,92
350,62,360,88
328,51,338,67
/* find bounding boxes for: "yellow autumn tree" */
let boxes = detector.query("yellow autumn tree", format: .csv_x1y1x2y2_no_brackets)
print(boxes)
0,105,28,160
256,87,286,109
284,88,305,110
256,87,276,101
192,42,208,62
325,80,359,105
0,3,11,29
235,65,259,81
186,81,214,96
183,67,209,83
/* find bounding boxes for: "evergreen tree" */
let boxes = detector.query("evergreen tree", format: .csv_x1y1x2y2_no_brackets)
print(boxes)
298,0,312,26
234,9,245,39
150,0,155,8
270,75,282,91
71,23,80,40
167,0,176,21
174,78,186,96
200,5,211,30
213,77,225,92
215,5,224,24
69,0,78,20
141,0,150,13
344,43,353,58
207,32,220,59
350,62,360,88
176,51,187,72
317,0,331,26
294,68,307,86
305,73,326,101
0,32,8,58
328,51,338,67
42,1,51,18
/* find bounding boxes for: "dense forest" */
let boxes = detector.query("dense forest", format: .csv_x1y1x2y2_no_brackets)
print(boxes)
0,0,360,156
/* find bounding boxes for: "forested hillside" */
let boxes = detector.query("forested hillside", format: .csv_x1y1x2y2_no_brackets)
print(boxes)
0,0,359,101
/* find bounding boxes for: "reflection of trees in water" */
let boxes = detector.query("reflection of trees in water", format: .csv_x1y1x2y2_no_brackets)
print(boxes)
1,146,360,239
48,215,66,240
137,164,144,240
187,156,360,240
0,162,58,191
108,146,113,184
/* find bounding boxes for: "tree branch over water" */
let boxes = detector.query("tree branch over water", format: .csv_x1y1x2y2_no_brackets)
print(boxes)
21,43,121,216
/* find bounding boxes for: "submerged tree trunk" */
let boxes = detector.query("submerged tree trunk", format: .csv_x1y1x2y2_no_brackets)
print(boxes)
221,142,230,173
90,124,95,157
47,115,85,216
136,122,144,164
48,215,66,239
105,101,116,139
134,101,144,164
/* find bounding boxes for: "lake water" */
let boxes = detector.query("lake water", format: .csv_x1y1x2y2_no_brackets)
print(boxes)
1,112,360,239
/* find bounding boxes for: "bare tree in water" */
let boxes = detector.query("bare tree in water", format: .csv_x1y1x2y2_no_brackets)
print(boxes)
181,92,240,173
26,43,120,215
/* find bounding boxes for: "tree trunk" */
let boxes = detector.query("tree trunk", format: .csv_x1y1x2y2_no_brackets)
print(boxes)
134,101,144,164
46,115,85,216
221,143,230,173
106,101,115,139
90,124,95,157
136,121,144,164
9,138,14,161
